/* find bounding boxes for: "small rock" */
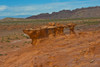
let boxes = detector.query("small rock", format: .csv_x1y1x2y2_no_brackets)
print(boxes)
90,60,95,63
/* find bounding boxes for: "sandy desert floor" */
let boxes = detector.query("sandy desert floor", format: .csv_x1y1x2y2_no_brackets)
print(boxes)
0,24,100,67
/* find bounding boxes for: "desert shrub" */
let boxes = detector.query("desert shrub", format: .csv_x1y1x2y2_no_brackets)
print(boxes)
6,40,10,43
15,36,20,39
7,36,10,40
0,54,7,56
1,37,5,43
82,21,100,25
4,54,8,56
21,34,30,39
24,41,31,44
11,45,15,48
16,46,19,48
0,54,3,56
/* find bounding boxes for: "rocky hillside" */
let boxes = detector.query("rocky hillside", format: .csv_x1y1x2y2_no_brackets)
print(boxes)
27,6,100,19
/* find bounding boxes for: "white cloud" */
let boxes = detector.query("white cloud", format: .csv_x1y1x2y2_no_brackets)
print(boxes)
8,6,36,12
0,5,8,11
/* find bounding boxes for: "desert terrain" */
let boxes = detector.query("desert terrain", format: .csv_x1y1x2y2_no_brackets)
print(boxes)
0,18,100,67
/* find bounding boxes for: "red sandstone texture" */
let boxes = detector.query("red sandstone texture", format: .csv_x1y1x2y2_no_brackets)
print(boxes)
0,24,100,67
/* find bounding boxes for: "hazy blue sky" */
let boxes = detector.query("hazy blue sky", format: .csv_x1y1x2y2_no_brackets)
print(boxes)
0,0,100,19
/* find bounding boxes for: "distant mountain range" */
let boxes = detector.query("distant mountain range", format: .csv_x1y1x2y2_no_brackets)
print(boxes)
1,6,100,21
0,15,30,20
26,6,100,19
